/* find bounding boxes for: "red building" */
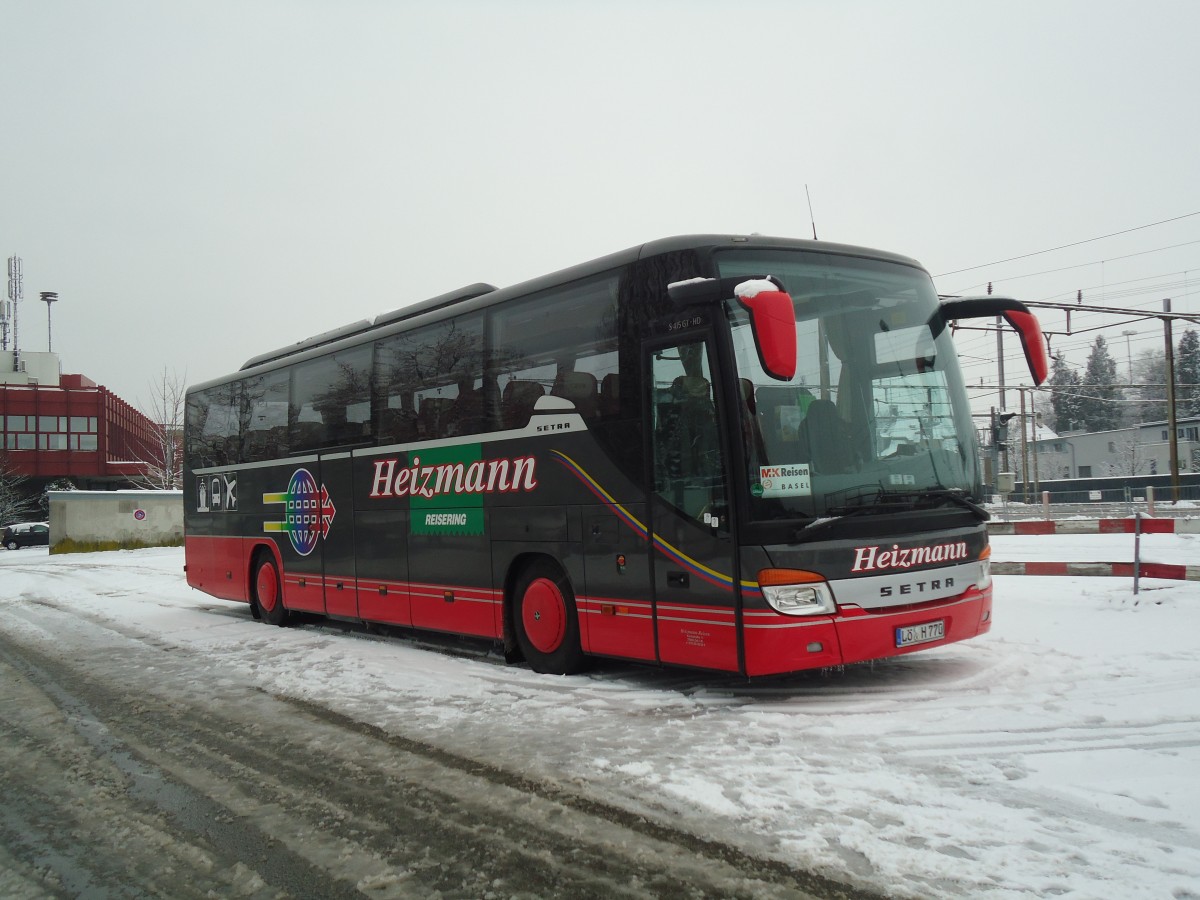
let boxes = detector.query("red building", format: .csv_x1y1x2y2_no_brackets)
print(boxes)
1,351,158,490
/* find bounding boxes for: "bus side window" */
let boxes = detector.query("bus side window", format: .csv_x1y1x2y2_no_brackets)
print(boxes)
550,370,599,419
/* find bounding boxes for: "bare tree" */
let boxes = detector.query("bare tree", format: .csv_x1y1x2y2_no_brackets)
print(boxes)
0,451,38,524
134,368,187,490
1104,437,1149,477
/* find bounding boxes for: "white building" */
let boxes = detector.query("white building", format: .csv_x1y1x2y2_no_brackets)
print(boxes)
1029,418,1200,480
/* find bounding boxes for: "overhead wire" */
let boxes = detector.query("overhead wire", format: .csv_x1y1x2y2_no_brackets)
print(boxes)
946,239,1200,296
934,210,1200,278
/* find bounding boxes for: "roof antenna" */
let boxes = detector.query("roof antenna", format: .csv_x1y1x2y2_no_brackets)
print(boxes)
805,184,818,240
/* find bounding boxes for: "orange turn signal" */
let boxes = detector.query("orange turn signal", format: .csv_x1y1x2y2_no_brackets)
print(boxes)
757,568,826,586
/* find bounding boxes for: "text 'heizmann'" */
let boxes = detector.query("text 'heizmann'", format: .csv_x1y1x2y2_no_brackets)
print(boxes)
368,455,538,499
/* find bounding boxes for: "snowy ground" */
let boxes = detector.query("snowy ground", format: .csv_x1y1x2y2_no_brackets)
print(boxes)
2,536,1199,899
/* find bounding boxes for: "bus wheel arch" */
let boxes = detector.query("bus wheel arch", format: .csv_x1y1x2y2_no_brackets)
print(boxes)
250,545,290,627
507,555,588,675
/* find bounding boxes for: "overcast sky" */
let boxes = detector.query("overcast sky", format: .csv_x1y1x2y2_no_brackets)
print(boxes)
2,0,1198,415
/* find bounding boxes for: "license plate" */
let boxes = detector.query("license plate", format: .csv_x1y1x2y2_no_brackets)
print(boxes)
896,619,945,648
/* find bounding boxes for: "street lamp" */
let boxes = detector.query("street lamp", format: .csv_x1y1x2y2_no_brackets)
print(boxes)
40,291,58,352
1122,329,1136,383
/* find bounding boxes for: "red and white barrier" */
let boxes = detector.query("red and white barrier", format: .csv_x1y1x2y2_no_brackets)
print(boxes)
988,518,1200,536
991,560,1200,581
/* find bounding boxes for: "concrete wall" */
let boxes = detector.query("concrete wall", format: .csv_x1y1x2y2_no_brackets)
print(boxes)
48,490,183,551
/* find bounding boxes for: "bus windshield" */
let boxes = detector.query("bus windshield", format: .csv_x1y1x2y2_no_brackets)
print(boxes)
718,250,980,522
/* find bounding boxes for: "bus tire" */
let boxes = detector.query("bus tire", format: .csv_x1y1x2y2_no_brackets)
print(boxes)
513,559,588,675
252,552,290,627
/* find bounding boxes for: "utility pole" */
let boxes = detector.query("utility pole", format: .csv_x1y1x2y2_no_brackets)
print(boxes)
1019,388,1029,501
1163,298,1180,501
991,281,1007,414
989,407,999,492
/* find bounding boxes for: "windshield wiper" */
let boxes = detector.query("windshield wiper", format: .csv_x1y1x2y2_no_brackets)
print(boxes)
831,485,989,521
921,494,988,520
889,487,990,522
790,486,987,543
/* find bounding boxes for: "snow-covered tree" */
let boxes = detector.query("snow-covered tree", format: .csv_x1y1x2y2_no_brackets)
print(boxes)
1047,352,1084,432
39,478,76,517
1079,335,1121,431
1176,329,1200,417
1,452,38,524
1132,349,1168,423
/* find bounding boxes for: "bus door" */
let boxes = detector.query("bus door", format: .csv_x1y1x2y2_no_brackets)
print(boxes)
646,334,741,672
406,442,499,639
318,450,359,618
352,449,412,627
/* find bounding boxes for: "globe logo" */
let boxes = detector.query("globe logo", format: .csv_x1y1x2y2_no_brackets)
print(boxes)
263,468,336,556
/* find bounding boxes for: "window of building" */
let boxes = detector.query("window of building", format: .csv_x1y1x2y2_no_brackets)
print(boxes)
1079,466,1092,477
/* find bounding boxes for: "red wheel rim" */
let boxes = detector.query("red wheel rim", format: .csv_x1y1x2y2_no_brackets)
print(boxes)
256,562,279,613
522,577,566,654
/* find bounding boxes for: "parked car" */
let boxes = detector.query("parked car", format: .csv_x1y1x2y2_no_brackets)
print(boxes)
2,522,49,550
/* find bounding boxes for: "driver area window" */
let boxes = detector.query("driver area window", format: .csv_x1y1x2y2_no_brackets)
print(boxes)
651,339,727,529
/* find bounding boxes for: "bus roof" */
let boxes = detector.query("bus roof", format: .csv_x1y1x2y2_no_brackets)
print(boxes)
194,234,926,393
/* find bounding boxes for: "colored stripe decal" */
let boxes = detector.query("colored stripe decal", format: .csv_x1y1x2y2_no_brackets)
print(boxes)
551,451,759,595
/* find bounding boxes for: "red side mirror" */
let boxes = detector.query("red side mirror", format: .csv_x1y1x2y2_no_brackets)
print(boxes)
999,309,1049,386
735,280,798,381
938,296,1049,386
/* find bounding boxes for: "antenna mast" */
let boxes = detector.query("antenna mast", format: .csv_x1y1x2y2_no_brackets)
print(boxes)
5,255,22,369
805,185,818,240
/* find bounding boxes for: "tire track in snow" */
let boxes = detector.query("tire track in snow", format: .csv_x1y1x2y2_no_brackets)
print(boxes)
0,594,882,900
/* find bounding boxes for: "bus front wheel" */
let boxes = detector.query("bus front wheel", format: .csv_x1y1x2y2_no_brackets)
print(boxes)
252,553,290,627
513,560,587,675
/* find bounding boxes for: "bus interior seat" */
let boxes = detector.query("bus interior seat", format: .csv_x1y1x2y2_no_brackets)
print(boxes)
660,375,720,482
755,385,812,462
417,396,454,439
796,398,853,473
261,425,288,458
381,407,418,444
551,371,598,418
503,380,545,429
599,373,620,417
291,421,324,452
446,386,485,436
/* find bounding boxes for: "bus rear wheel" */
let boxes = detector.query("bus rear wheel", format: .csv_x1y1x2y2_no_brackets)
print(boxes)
513,559,587,675
253,553,290,627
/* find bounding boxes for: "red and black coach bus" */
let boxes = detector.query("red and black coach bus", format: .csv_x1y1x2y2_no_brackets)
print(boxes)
184,234,1047,676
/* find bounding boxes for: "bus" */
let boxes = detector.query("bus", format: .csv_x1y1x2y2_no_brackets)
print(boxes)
183,234,1048,677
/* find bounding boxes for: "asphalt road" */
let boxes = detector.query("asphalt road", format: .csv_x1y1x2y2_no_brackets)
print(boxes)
0,595,878,900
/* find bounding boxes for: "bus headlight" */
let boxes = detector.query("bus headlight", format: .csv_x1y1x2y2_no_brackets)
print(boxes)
977,546,992,591
758,569,836,616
